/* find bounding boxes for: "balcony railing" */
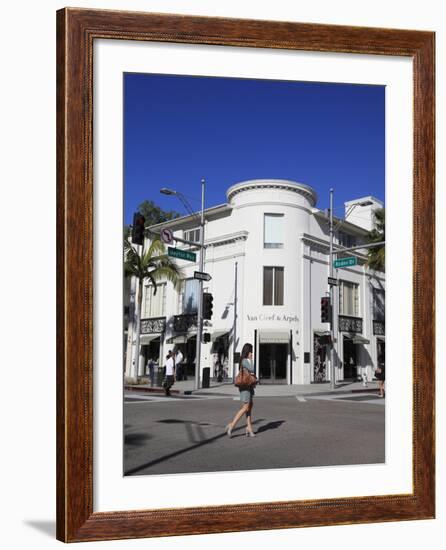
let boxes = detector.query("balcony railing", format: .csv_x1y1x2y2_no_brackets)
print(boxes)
173,313,197,332
338,315,363,333
373,320,385,336
140,316,166,334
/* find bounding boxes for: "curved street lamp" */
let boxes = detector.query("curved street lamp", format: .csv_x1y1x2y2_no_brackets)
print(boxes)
161,180,206,390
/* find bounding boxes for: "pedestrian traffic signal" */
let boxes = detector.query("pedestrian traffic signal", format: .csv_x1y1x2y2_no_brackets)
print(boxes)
203,292,214,319
131,212,145,245
202,332,211,343
321,296,331,323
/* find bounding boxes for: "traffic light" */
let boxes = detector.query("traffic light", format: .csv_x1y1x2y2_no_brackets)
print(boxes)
202,333,211,343
203,292,214,320
319,334,332,346
131,212,145,245
321,296,331,323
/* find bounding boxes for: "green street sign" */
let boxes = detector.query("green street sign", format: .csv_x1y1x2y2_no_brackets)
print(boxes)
168,247,196,262
334,257,357,268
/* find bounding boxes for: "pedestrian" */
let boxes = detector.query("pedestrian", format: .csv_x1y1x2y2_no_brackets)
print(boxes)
361,366,368,388
375,364,385,397
174,348,184,381
217,345,224,382
146,357,155,387
163,351,175,396
225,343,257,438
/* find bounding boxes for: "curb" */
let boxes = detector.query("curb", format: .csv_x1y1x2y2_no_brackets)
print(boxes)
125,385,180,395
125,385,380,398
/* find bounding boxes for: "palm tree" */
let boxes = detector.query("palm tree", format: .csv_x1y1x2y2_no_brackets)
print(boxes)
366,208,385,272
124,236,182,379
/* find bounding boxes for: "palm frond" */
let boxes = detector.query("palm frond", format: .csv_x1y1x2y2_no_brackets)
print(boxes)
146,238,166,260
365,208,385,272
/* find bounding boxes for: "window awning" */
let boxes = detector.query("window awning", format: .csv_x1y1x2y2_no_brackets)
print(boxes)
166,334,196,344
211,330,230,342
345,334,370,345
314,330,331,337
166,335,187,344
258,330,290,344
140,334,161,345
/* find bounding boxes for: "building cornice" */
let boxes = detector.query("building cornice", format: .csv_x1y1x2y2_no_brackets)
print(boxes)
300,233,368,261
205,230,249,247
147,203,232,231
234,201,313,216
227,179,317,207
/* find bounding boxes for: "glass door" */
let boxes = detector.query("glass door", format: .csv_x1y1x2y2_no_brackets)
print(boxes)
259,343,288,383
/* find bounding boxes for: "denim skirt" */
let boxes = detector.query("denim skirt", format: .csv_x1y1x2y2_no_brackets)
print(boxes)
239,388,254,403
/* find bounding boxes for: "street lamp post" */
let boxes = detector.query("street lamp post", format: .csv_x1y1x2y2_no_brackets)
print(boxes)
328,195,377,390
194,178,205,390
161,179,206,390
329,189,335,390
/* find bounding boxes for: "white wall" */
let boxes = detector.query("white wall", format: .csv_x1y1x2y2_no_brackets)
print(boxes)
1,2,444,550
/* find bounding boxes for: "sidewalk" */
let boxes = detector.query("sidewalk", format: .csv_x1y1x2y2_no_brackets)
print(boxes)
125,378,380,398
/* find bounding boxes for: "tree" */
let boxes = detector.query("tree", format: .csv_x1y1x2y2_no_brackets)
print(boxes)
137,200,180,227
366,208,385,272
124,237,182,378
124,201,180,241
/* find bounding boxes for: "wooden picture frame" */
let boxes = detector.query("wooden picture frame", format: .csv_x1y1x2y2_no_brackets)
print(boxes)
56,7,435,542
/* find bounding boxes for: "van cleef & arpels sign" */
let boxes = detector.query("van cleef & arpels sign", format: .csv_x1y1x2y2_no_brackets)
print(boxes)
246,314,298,323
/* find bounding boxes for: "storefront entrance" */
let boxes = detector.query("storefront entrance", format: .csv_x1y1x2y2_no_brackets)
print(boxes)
377,338,385,369
343,337,358,379
259,343,288,384
313,333,328,382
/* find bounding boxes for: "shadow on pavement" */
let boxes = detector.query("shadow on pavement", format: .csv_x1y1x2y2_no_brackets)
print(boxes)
157,419,212,426
124,419,264,476
124,432,152,447
256,420,286,433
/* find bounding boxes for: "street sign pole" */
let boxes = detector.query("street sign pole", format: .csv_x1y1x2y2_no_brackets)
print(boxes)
233,261,238,382
194,178,205,390
329,189,336,390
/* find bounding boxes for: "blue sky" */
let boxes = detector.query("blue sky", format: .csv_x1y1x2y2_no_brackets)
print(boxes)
124,73,384,225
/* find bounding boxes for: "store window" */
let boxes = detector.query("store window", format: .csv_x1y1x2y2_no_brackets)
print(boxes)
184,228,201,243
373,288,385,321
339,280,359,316
143,283,166,318
338,231,357,248
264,213,284,248
263,267,284,305
182,278,200,313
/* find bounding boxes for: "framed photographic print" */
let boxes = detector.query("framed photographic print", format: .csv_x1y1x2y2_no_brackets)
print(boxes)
56,8,435,542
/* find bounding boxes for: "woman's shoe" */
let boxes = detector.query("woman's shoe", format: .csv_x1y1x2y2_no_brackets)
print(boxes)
246,429,256,437
225,424,233,438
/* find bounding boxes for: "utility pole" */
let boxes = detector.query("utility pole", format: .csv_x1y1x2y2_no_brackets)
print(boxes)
233,261,238,381
329,189,336,390
194,178,206,390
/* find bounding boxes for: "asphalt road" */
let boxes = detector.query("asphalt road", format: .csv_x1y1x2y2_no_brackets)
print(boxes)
124,392,385,476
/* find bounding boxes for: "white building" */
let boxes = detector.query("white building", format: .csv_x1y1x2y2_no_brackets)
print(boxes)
126,179,385,385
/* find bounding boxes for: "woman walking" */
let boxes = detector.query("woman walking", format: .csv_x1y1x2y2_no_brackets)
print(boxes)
226,343,257,438
376,363,385,397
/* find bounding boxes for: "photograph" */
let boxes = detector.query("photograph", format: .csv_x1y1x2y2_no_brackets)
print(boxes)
2,0,443,547
123,73,386,476
53,6,435,542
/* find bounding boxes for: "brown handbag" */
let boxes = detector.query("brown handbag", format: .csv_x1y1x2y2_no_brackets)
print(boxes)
234,366,257,388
